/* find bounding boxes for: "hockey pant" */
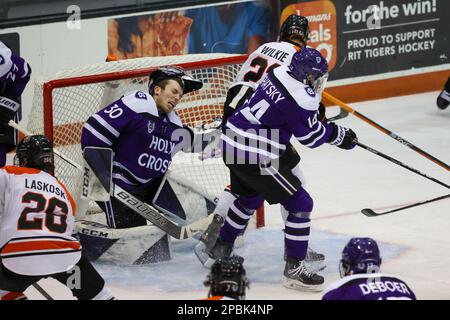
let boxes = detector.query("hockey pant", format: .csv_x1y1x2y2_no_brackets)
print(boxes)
0,255,114,300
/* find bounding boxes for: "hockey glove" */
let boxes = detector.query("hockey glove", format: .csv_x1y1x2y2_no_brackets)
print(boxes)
318,102,327,123
0,95,20,124
328,122,358,150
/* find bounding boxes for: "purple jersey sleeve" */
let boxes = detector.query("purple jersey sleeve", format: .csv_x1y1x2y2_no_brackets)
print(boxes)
0,42,31,99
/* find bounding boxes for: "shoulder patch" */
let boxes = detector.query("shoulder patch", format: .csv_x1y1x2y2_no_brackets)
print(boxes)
135,91,148,100
305,86,316,97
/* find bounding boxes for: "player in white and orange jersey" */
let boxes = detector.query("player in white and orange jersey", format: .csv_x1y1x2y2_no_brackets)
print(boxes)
0,135,114,300
203,256,249,300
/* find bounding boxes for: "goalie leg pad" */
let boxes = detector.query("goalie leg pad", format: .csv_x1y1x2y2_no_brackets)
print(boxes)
76,219,171,265
97,197,147,229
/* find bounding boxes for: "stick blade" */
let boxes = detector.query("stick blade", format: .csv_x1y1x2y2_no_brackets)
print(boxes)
361,208,382,217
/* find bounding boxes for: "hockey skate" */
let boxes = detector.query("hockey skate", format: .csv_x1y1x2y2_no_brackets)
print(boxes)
194,214,228,267
283,257,324,292
305,247,326,273
195,237,234,268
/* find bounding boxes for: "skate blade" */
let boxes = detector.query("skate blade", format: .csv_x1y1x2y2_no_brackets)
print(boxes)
194,241,216,268
283,277,324,292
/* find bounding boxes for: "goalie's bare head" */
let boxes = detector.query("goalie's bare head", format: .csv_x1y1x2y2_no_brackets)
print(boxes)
14,135,54,173
148,66,203,114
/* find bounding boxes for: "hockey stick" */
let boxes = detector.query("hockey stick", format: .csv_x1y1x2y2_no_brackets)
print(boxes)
32,283,53,300
357,142,450,189
327,106,349,122
361,193,450,217
8,120,212,239
323,91,450,171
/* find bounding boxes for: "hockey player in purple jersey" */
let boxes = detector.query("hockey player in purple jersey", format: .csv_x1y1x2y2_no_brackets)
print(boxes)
81,66,202,229
196,14,326,272
322,238,416,300
199,47,358,292
0,41,32,167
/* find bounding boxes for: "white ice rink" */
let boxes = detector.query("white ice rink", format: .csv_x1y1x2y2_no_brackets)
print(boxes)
25,90,450,300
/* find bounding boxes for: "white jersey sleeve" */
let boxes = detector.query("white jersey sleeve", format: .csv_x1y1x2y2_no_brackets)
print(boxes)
233,41,300,87
0,166,81,276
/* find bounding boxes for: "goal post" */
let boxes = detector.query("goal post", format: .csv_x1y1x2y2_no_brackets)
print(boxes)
28,53,265,228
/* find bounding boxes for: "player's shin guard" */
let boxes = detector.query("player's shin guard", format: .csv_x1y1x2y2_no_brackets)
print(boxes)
0,290,27,300
219,194,264,244
281,187,313,261
284,212,311,260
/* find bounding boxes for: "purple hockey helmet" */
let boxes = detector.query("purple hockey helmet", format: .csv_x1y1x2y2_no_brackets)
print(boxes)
339,237,382,278
288,47,328,93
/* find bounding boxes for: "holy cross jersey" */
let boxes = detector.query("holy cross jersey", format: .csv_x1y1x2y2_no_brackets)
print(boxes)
322,273,417,300
0,41,31,100
0,166,80,276
81,90,189,193
221,65,335,163
232,41,301,89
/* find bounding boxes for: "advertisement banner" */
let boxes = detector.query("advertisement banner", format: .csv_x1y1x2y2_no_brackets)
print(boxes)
107,0,448,82
280,0,449,80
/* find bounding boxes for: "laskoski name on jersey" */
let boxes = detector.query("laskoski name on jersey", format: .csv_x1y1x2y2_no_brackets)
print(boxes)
25,178,67,199
360,280,412,296
260,45,290,63
260,77,285,104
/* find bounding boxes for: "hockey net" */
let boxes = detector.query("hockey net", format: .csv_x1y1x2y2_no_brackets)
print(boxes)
28,53,264,228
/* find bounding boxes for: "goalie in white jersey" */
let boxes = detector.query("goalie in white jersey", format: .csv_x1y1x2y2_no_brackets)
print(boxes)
0,135,114,300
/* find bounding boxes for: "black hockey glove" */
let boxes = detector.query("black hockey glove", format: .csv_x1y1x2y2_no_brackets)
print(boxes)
328,122,358,150
0,95,20,124
318,102,327,123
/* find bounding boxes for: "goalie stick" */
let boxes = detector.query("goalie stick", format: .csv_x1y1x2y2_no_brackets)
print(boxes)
323,91,450,171
361,193,450,217
8,120,213,240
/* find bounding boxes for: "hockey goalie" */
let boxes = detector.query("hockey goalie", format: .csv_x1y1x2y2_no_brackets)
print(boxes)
75,66,222,265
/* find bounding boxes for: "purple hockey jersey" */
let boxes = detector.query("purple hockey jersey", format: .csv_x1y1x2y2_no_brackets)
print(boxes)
81,90,190,193
322,273,416,300
221,65,335,164
0,41,31,100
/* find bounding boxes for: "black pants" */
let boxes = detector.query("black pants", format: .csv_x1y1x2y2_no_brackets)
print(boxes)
225,145,301,204
0,254,105,300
